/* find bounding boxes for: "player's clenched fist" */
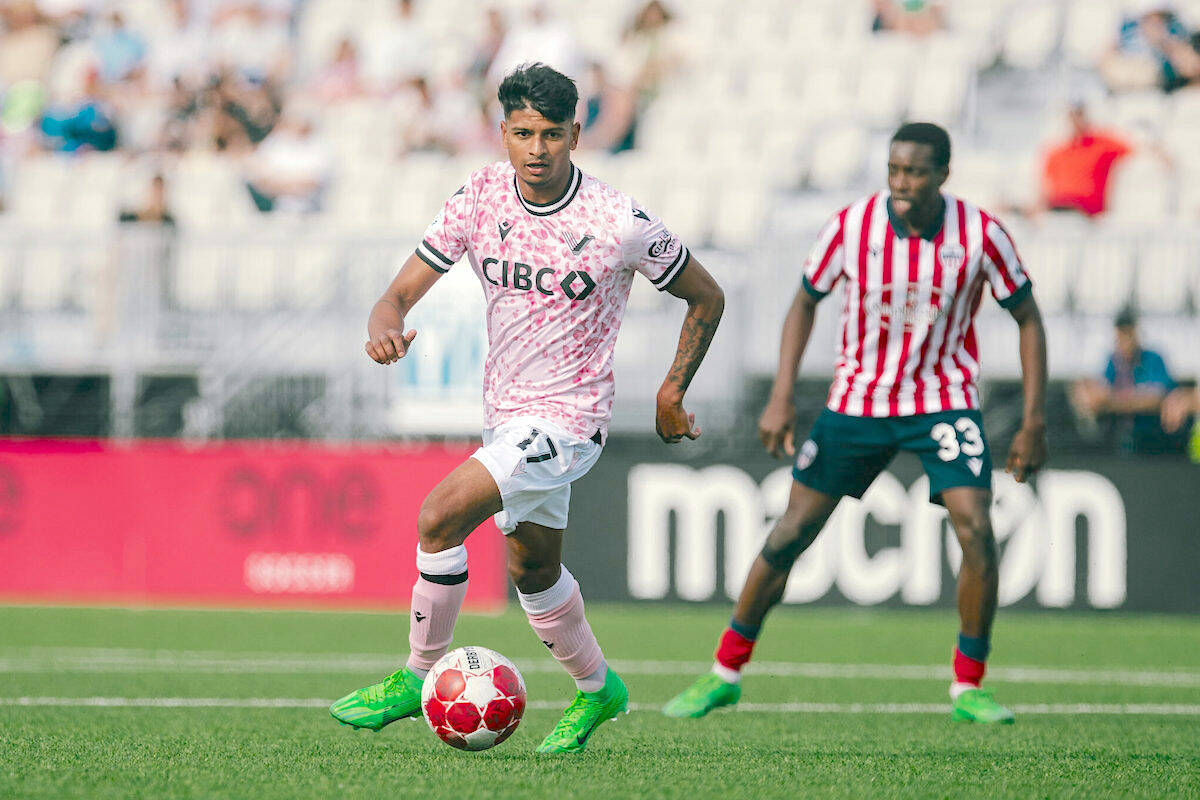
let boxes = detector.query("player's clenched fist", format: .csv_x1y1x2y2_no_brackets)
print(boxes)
655,394,700,444
758,396,796,459
365,328,417,364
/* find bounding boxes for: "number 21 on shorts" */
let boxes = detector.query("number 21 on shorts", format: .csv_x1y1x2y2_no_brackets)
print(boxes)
930,417,985,462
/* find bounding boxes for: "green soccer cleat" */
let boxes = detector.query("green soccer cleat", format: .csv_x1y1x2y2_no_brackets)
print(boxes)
662,672,741,718
329,666,424,731
952,687,1015,724
535,669,629,754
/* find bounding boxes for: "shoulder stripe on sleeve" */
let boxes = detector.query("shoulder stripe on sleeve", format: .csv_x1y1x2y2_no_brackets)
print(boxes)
808,209,847,287
980,215,1024,293
415,249,449,274
418,239,454,268
650,246,690,289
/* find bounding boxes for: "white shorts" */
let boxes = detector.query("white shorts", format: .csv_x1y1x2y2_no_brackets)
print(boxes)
471,417,603,535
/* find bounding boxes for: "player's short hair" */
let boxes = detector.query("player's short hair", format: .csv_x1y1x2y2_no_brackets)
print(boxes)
1114,306,1138,329
891,122,952,168
497,62,578,124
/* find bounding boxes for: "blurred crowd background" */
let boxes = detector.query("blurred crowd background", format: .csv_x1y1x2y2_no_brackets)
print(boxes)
0,0,1197,461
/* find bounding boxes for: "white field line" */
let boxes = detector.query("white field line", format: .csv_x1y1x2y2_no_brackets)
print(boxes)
2,696,1199,716
1,647,1198,688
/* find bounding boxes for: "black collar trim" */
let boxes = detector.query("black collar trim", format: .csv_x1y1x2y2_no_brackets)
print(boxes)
515,164,582,217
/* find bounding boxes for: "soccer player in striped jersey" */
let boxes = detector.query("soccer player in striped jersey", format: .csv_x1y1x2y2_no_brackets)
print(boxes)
664,123,1048,724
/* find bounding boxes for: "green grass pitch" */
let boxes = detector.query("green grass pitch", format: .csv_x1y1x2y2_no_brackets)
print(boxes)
0,604,1197,799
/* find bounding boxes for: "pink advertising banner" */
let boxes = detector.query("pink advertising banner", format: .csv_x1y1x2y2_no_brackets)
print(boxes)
0,439,506,610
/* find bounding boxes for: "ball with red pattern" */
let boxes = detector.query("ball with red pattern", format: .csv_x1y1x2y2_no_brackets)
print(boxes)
420,646,526,751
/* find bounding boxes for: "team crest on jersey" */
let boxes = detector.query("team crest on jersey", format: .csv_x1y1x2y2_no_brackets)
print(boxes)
796,439,818,471
564,231,595,256
939,243,965,271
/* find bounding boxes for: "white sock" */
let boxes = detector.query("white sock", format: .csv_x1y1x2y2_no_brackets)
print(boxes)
408,665,429,680
712,662,741,684
949,681,977,700
576,662,608,693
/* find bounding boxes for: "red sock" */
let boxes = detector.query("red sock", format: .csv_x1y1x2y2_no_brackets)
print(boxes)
715,628,757,673
953,648,986,686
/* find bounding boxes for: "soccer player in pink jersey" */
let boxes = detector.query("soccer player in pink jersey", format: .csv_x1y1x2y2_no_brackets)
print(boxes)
329,64,725,753
664,123,1048,724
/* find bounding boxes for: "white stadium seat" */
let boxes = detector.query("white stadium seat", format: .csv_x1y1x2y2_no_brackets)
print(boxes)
1017,237,1074,314
1064,0,1122,66
907,59,969,125
1106,154,1175,225
1003,3,1062,69
806,123,867,191
172,246,226,311
1136,240,1194,314
20,245,73,311
283,244,339,309
233,245,279,311
710,183,770,251
1073,238,1135,315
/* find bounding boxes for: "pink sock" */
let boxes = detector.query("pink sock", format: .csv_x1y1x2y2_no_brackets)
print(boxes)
406,545,469,674
520,566,606,688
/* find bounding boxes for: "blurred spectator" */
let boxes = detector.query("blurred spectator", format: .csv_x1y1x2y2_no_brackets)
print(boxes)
118,173,176,226
871,0,946,37
1037,103,1132,217
197,69,282,152
145,0,211,91
0,1,62,86
1071,308,1180,455
395,75,486,156
363,0,427,94
245,113,331,213
39,72,118,152
488,3,582,88
1101,1,1200,92
1161,383,1200,462
615,1,683,106
581,61,636,153
312,37,365,103
92,11,146,85
467,7,507,87
210,2,291,86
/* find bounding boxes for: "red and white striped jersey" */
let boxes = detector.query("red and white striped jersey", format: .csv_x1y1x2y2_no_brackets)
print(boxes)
802,191,1031,418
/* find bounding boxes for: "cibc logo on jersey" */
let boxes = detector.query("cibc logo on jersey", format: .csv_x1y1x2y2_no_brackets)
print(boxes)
481,257,596,301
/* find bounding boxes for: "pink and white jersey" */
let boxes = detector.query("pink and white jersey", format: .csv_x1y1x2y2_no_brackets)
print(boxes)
803,192,1031,418
416,161,691,441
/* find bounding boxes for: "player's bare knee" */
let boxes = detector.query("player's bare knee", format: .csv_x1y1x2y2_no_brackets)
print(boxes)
416,500,463,551
507,556,557,594
950,512,997,568
760,516,823,573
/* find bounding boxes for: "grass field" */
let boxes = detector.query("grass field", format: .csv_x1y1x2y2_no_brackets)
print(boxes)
0,604,1197,800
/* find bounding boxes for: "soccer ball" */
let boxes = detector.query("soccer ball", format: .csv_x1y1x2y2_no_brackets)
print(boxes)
421,646,526,751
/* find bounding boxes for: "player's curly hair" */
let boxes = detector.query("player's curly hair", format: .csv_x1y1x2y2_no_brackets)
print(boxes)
498,63,578,123
892,122,951,168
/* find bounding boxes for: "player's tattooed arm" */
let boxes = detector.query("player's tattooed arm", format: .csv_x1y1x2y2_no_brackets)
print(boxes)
656,259,725,443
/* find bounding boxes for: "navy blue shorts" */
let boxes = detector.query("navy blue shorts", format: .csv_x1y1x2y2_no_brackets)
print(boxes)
792,408,993,504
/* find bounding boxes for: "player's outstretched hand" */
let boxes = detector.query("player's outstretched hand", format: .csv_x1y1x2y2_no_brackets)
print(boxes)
1005,423,1047,483
366,328,417,364
656,394,700,444
758,396,796,459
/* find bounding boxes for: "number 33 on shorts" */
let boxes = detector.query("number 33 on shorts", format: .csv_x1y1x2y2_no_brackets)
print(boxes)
929,417,986,462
